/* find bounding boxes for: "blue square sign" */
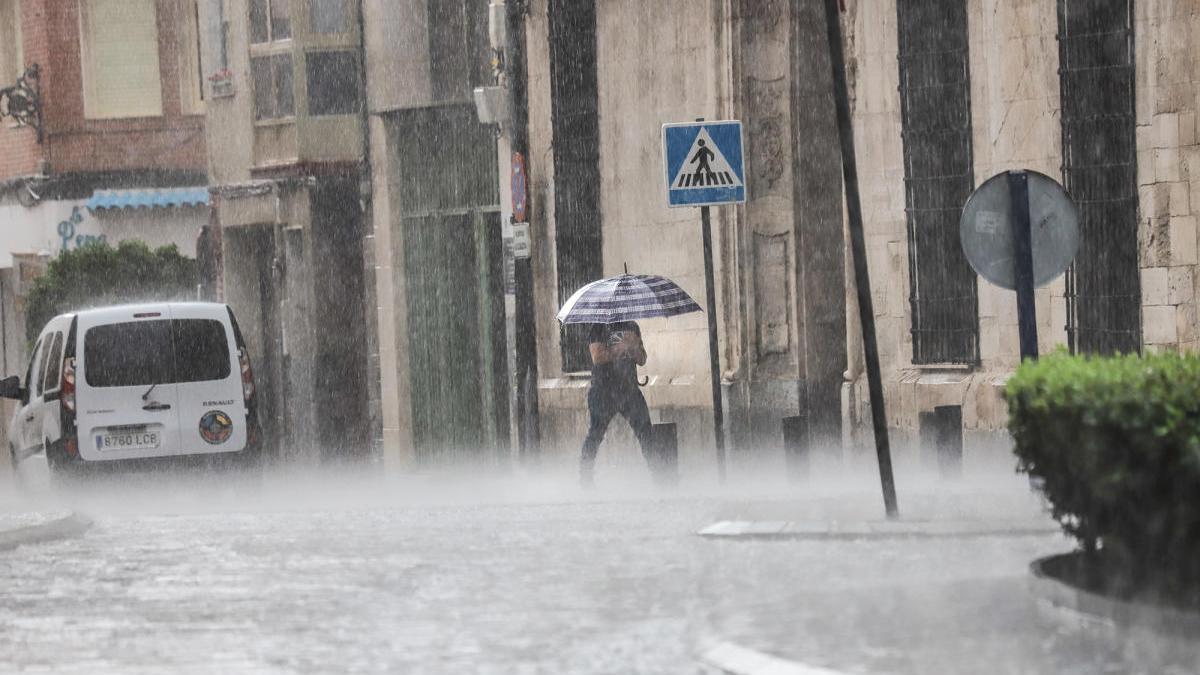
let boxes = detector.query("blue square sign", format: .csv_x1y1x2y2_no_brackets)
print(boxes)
662,120,746,208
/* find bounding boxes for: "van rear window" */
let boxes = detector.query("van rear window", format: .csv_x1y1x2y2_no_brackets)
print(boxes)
84,319,232,387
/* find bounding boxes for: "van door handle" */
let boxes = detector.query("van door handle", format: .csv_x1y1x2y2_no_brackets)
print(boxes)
142,402,172,412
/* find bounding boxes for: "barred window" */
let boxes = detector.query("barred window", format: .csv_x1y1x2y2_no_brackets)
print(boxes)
548,0,602,373
1059,0,1140,354
897,0,979,365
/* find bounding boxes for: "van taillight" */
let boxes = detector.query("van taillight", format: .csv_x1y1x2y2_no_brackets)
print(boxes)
239,348,254,401
61,357,76,413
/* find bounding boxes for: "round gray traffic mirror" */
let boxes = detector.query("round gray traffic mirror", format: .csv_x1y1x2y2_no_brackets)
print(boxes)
959,170,1080,291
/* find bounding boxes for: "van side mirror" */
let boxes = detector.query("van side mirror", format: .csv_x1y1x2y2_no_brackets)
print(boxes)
0,376,22,400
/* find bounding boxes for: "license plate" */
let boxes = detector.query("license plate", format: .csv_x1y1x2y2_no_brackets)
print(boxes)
97,428,161,451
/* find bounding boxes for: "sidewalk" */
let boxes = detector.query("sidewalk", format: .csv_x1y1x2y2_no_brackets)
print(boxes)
699,472,1059,539
698,517,1059,540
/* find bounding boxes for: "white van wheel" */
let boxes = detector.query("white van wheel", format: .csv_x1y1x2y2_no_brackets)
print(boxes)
9,445,26,491
44,439,78,485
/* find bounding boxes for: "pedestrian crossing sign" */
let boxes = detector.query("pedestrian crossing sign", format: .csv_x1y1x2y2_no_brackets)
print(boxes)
662,120,746,207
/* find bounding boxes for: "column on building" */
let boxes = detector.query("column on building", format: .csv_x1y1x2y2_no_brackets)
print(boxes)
727,0,846,469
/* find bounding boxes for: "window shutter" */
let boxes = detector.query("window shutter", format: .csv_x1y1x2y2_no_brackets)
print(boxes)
0,0,22,80
82,0,163,118
1058,0,1140,355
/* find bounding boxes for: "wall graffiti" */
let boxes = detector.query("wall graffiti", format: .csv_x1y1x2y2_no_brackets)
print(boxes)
57,207,106,252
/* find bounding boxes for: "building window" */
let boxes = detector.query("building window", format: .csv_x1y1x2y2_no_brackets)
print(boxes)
549,0,602,373
80,0,164,119
896,0,978,364
0,0,22,81
179,0,204,114
310,0,349,34
305,50,360,116
251,53,294,120
250,0,290,44
1059,0,1140,354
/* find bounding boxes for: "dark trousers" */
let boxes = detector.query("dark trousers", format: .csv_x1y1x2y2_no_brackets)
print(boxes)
580,383,654,471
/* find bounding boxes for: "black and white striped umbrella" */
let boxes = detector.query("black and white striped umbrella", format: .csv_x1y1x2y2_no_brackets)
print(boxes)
556,273,702,324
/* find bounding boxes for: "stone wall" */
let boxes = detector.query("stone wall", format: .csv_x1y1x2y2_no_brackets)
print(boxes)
846,0,1200,471
525,0,846,478
1136,0,1200,352
846,0,1067,468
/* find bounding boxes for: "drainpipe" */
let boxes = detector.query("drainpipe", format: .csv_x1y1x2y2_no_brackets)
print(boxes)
354,0,383,462
272,182,288,461
0,274,7,376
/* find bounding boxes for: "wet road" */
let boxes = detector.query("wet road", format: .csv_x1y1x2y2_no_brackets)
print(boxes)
0,470,1196,674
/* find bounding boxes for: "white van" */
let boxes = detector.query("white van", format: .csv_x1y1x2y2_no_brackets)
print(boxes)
3,302,260,479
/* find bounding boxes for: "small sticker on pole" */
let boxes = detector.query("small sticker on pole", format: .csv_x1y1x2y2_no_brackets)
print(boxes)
511,152,528,223
512,223,531,259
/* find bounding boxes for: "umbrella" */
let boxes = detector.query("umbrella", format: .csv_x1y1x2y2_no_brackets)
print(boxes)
557,273,702,324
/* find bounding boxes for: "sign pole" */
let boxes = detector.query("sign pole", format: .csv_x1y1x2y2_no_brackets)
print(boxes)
700,204,728,484
823,0,898,518
507,0,540,460
663,117,744,485
1007,170,1038,361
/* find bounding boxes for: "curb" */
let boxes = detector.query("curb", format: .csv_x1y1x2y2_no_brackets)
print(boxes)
0,512,93,552
698,519,1060,540
698,641,849,675
1029,552,1200,639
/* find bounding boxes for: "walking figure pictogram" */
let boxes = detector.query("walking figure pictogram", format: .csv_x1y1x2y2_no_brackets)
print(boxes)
690,140,717,186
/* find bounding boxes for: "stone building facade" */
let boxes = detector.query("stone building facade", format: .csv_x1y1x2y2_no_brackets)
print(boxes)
843,0,1200,472
497,0,1200,477
515,0,846,479
356,0,1199,479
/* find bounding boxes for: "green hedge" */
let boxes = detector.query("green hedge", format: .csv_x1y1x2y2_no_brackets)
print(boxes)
1006,350,1200,602
25,241,198,342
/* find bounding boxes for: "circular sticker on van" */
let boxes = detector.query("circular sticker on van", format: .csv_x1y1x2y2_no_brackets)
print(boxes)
199,410,233,445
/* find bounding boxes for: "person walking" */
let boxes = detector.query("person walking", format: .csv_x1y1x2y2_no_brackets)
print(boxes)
557,271,700,486
579,321,654,487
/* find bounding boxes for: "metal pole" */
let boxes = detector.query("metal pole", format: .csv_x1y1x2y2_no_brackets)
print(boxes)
822,0,898,518
508,0,541,458
1008,170,1038,361
700,204,728,484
